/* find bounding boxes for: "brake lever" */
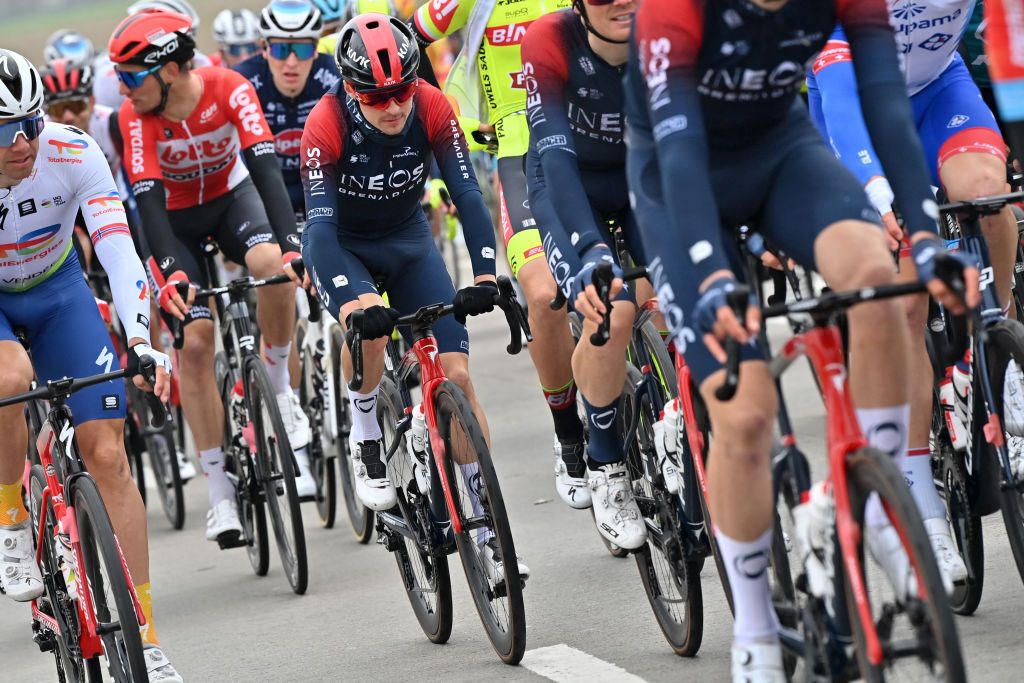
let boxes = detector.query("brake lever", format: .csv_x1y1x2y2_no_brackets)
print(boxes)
714,287,753,402
137,357,167,429
589,263,614,347
346,310,365,391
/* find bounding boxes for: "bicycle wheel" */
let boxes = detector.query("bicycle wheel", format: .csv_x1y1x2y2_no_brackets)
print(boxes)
72,475,147,682
620,365,704,656
247,357,308,595
845,447,966,682
29,465,87,683
379,376,453,643
331,323,374,543
134,386,185,531
435,380,526,664
297,319,337,529
122,415,147,506
930,395,984,615
983,321,1024,590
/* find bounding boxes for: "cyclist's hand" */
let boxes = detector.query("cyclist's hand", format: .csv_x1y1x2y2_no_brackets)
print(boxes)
453,281,499,324
746,233,793,272
910,235,980,314
282,251,303,286
881,211,904,252
694,274,760,363
128,341,172,402
347,305,399,341
571,246,623,326
157,271,193,321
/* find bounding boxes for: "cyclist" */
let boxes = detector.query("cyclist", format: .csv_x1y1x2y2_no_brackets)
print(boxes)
521,2,645,536
986,0,1024,154
806,0,1016,592
109,10,307,545
300,14,528,582
313,0,346,53
0,49,180,682
235,0,341,216
625,1,978,678
412,0,592,510
42,29,96,65
212,9,262,68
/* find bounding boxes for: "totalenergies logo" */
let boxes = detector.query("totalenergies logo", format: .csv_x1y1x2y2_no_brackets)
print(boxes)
87,193,123,208
0,223,61,258
48,138,89,155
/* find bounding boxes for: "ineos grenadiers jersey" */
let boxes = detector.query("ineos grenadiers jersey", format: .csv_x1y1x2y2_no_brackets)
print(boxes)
0,123,150,340
119,67,275,211
626,0,939,291
300,81,496,277
233,54,341,212
522,9,627,255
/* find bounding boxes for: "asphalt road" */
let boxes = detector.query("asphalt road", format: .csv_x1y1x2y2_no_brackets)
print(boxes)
3,299,1024,682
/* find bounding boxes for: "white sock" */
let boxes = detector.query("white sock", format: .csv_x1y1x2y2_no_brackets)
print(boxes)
294,445,311,476
903,446,947,521
856,405,910,529
348,385,382,442
715,527,779,645
461,463,493,545
199,447,235,507
264,342,292,395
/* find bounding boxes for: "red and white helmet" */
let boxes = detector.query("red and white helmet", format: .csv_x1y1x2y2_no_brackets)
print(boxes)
335,13,419,90
108,9,196,67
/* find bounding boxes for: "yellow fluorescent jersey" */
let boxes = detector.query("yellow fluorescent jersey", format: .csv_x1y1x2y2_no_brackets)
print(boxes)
413,0,572,157
318,0,401,54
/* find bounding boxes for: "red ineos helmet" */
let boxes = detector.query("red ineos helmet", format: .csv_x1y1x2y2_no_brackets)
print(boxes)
108,10,196,67
40,59,94,103
335,13,419,91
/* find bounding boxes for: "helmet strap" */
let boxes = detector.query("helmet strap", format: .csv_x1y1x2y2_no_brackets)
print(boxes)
575,2,628,45
151,70,172,117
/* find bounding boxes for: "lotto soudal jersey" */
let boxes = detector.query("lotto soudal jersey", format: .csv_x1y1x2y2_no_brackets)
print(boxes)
233,54,341,211
118,66,275,210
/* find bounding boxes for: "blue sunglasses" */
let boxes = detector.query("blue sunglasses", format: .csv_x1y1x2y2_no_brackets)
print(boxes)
267,41,316,61
0,114,45,147
115,64,163,90
226,42,260,57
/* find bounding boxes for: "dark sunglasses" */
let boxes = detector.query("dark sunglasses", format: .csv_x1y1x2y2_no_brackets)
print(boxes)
0,114,45,147
226,42,260,57
47,98,90,119
115,64,162,90
350,80,418,109
267,41,316,61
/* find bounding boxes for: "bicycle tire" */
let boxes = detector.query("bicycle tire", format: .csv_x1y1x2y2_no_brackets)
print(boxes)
845,447,966,683
435,380,526,664
296,319,338,529
134,386,185,531
73,475,147,682
123,418,146,506
930,396,984,615
247,357,308,595
26,399,47,468
331,323,374,543
982,320,1024,591
379,376,453,643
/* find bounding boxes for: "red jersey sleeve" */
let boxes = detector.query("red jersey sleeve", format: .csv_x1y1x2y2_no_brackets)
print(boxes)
217,67,275,149
300,95,345,225
117,99,161,186
635,0,703,74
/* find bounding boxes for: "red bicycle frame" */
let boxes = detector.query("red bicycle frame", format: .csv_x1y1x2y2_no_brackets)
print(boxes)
29,417,144,659
673,352,713,529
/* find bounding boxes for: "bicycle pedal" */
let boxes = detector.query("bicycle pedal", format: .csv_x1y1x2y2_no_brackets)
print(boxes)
216,531,247,550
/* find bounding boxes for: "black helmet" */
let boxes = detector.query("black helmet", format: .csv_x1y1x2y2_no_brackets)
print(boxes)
335,13,419,90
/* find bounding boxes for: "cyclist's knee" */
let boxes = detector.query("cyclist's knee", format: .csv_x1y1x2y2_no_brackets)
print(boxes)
179,322,215,370
245,243,284,279
361,336,388,359
85,436,131,483
447,364,474,398
711,403,774,466
0,346,33,397
517,259,557,306
941,154,1007,202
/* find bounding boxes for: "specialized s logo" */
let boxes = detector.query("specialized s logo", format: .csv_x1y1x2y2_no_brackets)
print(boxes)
228,83,266,136
48,138,89,155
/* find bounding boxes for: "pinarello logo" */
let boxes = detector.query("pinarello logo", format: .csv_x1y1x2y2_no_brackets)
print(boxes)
48,138,89,155
275,129,303,156
484,21,534,47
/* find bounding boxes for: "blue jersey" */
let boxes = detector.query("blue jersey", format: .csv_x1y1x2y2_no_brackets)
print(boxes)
233,54,341,213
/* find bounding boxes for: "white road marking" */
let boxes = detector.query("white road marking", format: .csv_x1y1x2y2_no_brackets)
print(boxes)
521,644,646,683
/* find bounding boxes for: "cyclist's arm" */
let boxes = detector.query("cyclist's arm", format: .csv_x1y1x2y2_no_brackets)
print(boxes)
75,132,152,344
522,18,607,258
410,0,473,44
421,86,496,278
243,142,300,254
840,0,939,237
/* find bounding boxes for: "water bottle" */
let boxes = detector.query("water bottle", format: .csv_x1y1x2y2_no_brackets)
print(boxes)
56,523,78,601
406,403,430,494
652,399,681,494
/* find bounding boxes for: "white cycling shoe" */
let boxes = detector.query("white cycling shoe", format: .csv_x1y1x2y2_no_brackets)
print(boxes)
865,522,917,602
353,439,397,511
276,391,311,450
176,451,196,482
731,641,786,683
205,499,243,544
924,517,967,596
293,448,317,499
553,438,590,509
145,646,183,683
0,522,44,602
481,536,531,585
588,461,647,550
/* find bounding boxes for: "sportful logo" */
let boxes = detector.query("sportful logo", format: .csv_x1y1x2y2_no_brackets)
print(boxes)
0,223,61,257
48,138,89,155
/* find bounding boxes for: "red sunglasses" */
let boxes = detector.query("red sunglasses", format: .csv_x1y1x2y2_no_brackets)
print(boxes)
350,80,418,109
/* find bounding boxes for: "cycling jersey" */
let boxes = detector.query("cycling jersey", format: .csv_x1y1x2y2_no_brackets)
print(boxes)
233,53,341,213
986,0,1024,128
886,0,977,95
625,0,938,381
412,0,571,158
0,122,150,340
119,67,274,211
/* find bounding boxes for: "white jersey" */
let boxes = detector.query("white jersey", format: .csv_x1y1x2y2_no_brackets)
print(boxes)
889,0,976,95
92,51,214,111
0,122,150,341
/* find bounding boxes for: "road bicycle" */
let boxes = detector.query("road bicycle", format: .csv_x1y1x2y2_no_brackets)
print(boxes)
348,275,532,664
13,360,163,682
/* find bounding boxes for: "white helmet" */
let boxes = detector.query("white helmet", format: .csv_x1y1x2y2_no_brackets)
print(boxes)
0,50,44,119
127,0,201,29
213,9,261,45
260,0,324,41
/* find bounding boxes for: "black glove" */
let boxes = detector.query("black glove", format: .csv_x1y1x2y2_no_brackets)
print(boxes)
452,281,499,325
345,305,398,342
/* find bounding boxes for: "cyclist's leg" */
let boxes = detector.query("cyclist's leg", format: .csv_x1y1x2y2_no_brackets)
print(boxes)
498,155,583,444
0,308,34,525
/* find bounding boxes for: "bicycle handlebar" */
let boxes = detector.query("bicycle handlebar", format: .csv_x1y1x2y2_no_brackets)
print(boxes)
550,265,649,347
938,190,1024,219
285,257,321,324
713,289,752,402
